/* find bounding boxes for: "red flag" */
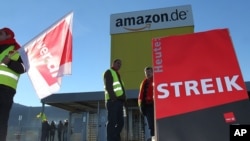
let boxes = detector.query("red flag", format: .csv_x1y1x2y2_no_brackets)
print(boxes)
152,29,248,119
19,12,73,99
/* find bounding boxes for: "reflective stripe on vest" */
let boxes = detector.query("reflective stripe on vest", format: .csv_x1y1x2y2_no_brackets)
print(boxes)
0,70,18,80
0,45,20,89
104,69,124,101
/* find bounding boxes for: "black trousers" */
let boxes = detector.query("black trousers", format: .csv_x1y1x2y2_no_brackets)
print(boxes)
106,100,124,141
0,87,15,141
144,104,155,136
57,131,62,141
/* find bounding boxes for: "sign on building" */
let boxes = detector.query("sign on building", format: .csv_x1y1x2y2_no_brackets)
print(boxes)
110,5,194,89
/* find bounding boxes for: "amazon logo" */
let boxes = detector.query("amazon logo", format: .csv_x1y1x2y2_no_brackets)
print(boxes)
123,23,151,31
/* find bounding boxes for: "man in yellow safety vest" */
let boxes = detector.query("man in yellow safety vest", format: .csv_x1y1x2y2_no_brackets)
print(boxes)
103,59,126,141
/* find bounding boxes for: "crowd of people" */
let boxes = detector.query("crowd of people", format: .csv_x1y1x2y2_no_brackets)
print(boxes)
41,119,69,141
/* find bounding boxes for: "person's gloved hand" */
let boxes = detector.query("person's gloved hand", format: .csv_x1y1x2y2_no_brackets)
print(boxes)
1,55,10,65
139,105,145,116
139,106,143,115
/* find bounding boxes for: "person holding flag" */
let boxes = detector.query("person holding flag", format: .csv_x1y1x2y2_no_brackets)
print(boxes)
0,27,25,141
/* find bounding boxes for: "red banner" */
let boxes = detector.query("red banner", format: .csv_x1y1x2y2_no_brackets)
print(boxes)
152,29,248,119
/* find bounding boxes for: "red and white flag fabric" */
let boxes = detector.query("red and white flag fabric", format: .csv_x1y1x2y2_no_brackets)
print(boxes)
19,12,73,99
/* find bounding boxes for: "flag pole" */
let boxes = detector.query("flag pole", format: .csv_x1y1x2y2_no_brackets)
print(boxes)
41,102,45,121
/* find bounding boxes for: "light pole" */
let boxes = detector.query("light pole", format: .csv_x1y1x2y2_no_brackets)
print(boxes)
16,115,22,141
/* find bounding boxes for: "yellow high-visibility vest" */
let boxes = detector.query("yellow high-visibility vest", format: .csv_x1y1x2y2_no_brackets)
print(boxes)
0,45,21,89
104,69,124,101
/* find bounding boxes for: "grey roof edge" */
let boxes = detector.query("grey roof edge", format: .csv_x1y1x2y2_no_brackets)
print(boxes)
41,89,139,104
245,81,250,91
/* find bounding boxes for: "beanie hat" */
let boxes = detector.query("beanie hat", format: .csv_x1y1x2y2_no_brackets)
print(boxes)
0,27,20,50
1,27,15,38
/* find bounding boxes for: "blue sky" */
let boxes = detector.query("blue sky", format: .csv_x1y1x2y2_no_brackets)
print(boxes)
1,0,250,106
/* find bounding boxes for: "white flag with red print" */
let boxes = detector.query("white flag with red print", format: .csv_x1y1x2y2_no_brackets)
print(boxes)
19,12,73,99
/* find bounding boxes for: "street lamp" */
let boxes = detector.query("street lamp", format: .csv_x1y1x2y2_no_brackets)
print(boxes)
16,115,22,141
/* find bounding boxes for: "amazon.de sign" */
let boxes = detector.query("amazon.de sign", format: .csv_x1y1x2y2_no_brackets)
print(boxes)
110,5,193,34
